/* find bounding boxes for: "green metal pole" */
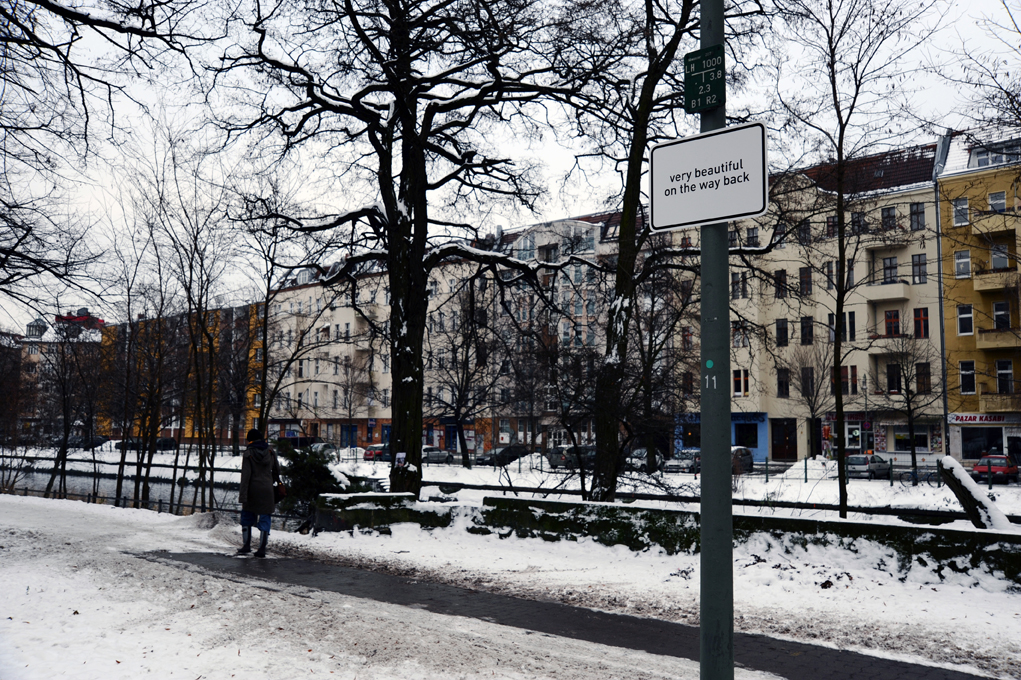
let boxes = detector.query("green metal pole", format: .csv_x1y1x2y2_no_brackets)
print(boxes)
699,1,733,678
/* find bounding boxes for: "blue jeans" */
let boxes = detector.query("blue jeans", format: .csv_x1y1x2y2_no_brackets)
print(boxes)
240,510,271,533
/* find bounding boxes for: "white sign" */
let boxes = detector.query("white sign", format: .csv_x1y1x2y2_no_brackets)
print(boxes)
650,122,768,231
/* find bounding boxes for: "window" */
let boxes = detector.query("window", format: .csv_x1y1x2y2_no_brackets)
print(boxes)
797,220,811,245
799,267,813,296
911,254,927,284
682,326,694,350
801,367,815,397
914,308,929,338
314,358,320,376
297,360,304,378
957,304,973,335
253,393,262,407
909,203,925,231
954,251,971,278
887,363,902,394
774,270,787,298
881,207,897,230
746,227,759,246
581,228,595,251
825,261,835,289
833,366,858,395
826,215,837,238
997,359,1014,394
800,317,814,345
733,369,750,396
313,391,319,408
989,191,1007,214
518,234,535,260
682,372,694,394
382,353,390,373
827,312,854,342
731,272,741,300
960,361,976,394
885,310,900,336
333,390,338,408
994,301,1010,330
777,368,790,398
953,198,969,225
574,295,583,316
776,319,789,347
851,212,866,234
729,229,738,248
382,388,390,408
991,244,1010,271
882,257,898,284
732,321,749,348
916,363,931,394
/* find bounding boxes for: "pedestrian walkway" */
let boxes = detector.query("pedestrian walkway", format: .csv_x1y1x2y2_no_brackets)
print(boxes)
163,552,990,680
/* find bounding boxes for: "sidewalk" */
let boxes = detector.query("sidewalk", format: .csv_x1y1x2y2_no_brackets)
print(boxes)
162,552,992,680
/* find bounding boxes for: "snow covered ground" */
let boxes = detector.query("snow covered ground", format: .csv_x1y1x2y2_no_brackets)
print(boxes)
2,460,1021,680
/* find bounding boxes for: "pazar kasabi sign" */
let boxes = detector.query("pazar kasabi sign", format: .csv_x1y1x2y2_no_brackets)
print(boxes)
948,413,1021,424
650,122,768,231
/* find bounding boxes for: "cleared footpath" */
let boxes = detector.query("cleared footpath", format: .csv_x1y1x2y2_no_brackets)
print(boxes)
162,552,993,680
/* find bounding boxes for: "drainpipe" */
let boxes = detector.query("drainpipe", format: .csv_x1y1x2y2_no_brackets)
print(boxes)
933,130,953,457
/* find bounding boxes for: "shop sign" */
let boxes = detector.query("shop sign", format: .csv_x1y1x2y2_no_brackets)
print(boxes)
948,413,1021,424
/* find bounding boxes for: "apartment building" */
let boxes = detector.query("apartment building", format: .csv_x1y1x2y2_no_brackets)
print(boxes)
939,129,1021,462
729,142,946,464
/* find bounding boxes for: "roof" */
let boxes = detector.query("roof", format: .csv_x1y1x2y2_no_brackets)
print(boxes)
800,143,938,195
940,127,1021,177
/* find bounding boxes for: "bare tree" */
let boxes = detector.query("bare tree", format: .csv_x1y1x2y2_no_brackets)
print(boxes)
770,0,942,517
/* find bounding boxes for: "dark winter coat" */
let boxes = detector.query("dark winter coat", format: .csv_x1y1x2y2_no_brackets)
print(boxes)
239,440,280,516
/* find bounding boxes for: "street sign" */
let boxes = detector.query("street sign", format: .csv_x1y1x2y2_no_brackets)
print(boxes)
684,45,725,113
649,122,768,231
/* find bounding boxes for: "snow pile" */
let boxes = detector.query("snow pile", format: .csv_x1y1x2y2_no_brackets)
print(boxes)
940,456,1017,532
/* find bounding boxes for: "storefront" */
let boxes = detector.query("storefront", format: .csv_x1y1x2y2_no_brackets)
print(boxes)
948,413,1021,462
674,412,768,462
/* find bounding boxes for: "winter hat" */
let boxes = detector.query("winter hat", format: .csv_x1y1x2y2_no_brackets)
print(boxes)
246,429,263,443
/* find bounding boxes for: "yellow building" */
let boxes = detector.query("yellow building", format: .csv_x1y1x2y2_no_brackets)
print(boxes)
939,130,1021,462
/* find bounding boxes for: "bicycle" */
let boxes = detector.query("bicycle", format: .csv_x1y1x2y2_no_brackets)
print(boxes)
898,468,941,487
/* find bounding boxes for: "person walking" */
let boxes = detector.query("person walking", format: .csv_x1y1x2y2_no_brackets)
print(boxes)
238,429,280,557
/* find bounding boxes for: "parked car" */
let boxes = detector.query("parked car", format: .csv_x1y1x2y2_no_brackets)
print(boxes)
275,436,323,450
551,445,596,470
363,443,392,462
156,437,179,451
664,449,701,474
846,453,892,480
114,439,141,451
67,435,108,450
421,445,454,464
546,446,569,469
731,446,754,473
310,442,338,458
476,444,530,467
624,447,665,473
970,455,1019,484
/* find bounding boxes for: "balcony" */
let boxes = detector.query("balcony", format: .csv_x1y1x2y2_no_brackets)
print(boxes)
971,210,1021,237
865,333,913,355
973,267,1019,292
863,280,910,302
975,327,1021,350
979,385,1021,412
860,227,914,251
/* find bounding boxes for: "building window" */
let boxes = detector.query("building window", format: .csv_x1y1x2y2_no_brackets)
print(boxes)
833,366,858,395
916,363,931,394
826,215,837,238
909,203,925,231
825,261,835,289
953,198,969,225
991,244,1010,271
729,229,739,248
774,270,787,298
333,390,338,408
851,212,866,234
954,250,971,278
960,361,976,394
801,366,815,397
682,326,694,350
886,363,902,394
882,256,898,284
914,308,929,338
994,301,1010,330
777,368,790,398
382,388,390,408
776,319,789,347
733,369,750,396
682,372,694,394
797,220,812,245
997,359,1014,394
827,312,853,342
746,227,759,246
885,310,900,336
989,191,1007,214
800,317,814,345
881,207,897,230
731,272,741,300
911,254,927,284
957,304,973,335
799,267,813,296
732,321,749,348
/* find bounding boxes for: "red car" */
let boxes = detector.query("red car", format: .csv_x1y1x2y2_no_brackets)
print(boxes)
970,455,1019,484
